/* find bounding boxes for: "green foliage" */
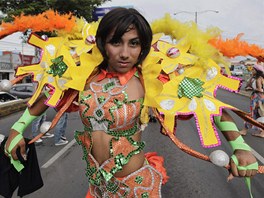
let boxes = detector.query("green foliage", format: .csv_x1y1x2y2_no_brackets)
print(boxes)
0,0,111,22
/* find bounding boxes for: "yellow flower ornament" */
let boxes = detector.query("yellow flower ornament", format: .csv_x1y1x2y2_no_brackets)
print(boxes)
141,33,242,147
156,40,198,75
155,59,241,147
16,33,102,107
16,35,75,107
68,20,99,56
142,33,198,108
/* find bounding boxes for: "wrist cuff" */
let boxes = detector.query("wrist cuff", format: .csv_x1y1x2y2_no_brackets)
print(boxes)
11,108,38,134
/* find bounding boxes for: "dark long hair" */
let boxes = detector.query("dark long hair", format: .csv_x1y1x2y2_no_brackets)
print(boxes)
254,69,264,79
96,7,153,69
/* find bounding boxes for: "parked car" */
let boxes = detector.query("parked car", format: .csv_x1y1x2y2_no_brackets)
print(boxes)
231,68,243,76
9,83,35,99
0,91,22,105
230,65,244,76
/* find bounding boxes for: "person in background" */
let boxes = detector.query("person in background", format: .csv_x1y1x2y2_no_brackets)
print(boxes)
31,83,54,143
244,72,255,91
31,112,54,143
54,112,69,146
148,108,157,123
240,63,264,137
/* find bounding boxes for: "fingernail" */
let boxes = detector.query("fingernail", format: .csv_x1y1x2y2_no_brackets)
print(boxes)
22,154,27,161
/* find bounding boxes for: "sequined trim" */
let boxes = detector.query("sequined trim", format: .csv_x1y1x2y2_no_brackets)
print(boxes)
90,164,162,198
79,78,144,136
75,130,146,186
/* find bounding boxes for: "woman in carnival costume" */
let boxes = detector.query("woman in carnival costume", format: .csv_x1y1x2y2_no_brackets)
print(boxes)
240,63,264,138
1,8,264,198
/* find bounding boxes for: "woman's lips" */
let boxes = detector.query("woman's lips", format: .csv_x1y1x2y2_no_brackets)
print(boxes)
119,62,129,67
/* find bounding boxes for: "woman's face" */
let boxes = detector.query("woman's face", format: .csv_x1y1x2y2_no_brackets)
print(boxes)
105,26,142,73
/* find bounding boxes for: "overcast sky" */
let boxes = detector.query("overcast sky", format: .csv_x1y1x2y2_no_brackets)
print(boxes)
101,0,264,46
1,0,263,55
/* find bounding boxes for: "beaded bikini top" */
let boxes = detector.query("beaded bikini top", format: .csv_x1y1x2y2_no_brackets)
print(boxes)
79,78,144,135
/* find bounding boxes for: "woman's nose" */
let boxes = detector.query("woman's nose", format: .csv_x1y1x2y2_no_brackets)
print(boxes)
119,45,129,59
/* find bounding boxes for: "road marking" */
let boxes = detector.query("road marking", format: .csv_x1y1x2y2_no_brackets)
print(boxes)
41,139,76,169
251,148,264,164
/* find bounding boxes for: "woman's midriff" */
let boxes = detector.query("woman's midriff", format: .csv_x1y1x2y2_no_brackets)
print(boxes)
91,130,145,177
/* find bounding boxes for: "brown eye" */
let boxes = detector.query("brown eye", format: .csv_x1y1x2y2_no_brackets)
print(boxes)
130,39,141,47
112,41,121,46
108,38,121,46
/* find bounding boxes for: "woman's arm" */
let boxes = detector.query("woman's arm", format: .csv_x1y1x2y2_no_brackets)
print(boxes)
215,110,258,177
5,94,49,162
255,77,264,92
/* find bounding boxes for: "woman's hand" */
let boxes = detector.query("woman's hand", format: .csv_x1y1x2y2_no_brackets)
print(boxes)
5,129,26,160
5,94,49,161
230,149,258,177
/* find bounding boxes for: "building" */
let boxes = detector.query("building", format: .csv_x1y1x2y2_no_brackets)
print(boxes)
0,32,37,81
0,51,38,81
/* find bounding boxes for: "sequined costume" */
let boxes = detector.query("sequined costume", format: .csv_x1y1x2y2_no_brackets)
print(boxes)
75,72,163,197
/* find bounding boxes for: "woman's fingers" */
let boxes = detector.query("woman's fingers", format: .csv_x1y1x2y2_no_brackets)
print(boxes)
20,141,27,160
6,138,26,161
230,158,239,177
10,145,18,160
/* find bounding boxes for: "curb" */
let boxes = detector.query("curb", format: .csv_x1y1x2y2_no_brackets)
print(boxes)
0,99,29,118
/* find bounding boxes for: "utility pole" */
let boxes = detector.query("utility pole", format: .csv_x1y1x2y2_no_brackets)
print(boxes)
174,10,219,24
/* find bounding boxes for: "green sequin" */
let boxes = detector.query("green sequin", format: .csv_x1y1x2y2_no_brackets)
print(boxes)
103,81,115,92
80,93,92,119
46,55,68,77
98,96,105,104
106,181,119,193
178,77,204,99
141,192,149,198
100,169,114,182
135,176,143,184
95,109,103,117
116,153,129,166
114,98,123,108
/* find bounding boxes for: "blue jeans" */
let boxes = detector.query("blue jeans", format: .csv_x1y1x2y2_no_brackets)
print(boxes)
32,113,47,137
54,113,68,143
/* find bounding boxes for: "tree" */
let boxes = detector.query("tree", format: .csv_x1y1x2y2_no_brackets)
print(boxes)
0,0,111,22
